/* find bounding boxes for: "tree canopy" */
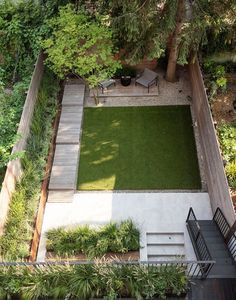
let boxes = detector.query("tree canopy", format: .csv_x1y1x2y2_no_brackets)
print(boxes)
42,4,121,87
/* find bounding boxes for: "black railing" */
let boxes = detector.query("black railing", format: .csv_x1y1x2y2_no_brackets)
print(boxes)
213,207,236,261
186,207,214,277
0,260,215,280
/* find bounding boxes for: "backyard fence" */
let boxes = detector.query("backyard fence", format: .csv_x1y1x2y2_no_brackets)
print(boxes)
0,51,45,234
188,58,235,225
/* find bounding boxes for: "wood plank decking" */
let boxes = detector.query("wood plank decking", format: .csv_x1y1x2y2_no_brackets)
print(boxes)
48,84,84,203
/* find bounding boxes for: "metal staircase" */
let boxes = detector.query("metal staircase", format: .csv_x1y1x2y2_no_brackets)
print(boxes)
186,207,236,278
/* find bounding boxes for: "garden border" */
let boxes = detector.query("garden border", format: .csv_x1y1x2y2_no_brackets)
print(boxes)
188,58,235,225
0,51,45,234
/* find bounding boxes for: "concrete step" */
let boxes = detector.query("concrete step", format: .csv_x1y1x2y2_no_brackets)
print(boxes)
147,254,185,262
147,244,185,256
146,232,184,244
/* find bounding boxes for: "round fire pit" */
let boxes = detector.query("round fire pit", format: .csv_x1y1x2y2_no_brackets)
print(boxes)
121,76,131,86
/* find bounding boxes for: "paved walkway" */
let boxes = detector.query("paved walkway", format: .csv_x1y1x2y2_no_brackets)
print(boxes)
47,84,85,203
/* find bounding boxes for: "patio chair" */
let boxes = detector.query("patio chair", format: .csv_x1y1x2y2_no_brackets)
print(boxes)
135,68,159,93
98,79,116,94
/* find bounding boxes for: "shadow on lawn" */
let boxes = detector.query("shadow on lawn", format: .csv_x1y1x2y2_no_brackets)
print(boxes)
77,106,202,190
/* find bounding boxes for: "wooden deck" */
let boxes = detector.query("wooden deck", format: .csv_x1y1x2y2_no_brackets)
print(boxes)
48,83,84,202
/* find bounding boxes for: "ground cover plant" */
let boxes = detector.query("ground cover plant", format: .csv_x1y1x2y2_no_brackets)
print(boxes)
78,106,201,190
46,220,140,259
0,263,188,299
0,70,59,260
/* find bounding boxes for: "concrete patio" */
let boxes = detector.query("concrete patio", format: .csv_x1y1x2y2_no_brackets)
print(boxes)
37,192,213,262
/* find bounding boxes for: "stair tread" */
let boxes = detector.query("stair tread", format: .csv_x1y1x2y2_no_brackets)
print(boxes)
146,232,184,235
210,264,236,276
147,242,184,246
210,250,231,259
147,247,185,255
201,231,223,238
146,232,184,244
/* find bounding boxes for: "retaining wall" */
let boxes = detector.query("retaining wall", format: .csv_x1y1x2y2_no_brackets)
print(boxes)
0,52,44,234
188,59,235,225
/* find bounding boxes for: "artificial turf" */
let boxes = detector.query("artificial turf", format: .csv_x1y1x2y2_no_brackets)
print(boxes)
77,106,201,190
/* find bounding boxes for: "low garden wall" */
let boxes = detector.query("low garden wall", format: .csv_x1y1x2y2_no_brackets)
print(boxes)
0,51,45,234
188,59,235,225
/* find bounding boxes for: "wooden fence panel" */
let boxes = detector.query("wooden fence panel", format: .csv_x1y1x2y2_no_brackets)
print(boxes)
0,52,44,234
188,59,235,225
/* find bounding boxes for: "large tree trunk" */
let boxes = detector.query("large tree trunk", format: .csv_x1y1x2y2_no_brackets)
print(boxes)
166,0,185,82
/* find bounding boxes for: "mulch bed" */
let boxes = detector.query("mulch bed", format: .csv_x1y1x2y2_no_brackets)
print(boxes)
46,250,140,262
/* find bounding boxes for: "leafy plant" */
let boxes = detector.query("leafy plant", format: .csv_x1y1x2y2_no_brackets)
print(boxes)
42,4,121,96
217,122,236,189
0,263,188,299
203,60,227,99
46,220,140,259
217,122,236,163
0,69,59,260
225,162,236,189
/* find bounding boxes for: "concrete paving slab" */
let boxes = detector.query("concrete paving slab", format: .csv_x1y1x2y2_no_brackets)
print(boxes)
52,144,79,166
62,84,85,106
56,124,81,144
49,165,77,190
47,190,74,203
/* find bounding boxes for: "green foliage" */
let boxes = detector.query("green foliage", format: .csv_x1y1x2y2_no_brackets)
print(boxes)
225,162,236,189
42,4,121,87
0,70,59,260
46,220,140,258
0,80,29,169
217,122,236,189
217,122,236,163
0,0,42,83
203,60,227,99
0,263,188,299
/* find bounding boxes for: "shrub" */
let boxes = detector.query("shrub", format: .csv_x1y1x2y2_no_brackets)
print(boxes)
225,162,236,189
217,122,236,189
46,220,140,259
0,263,188,299
217,122,236,163
0,70,59,260
203,60,227,100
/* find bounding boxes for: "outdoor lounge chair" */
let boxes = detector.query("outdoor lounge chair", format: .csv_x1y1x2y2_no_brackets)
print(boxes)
98,79,116,93
135,68,159,93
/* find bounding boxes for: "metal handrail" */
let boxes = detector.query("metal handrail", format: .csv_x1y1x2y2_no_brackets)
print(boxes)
0,260,215,279
186,207,213,277
213,207,230,238
213,207,236,261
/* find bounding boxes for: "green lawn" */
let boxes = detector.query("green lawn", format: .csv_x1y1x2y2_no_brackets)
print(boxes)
77,106,201,190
